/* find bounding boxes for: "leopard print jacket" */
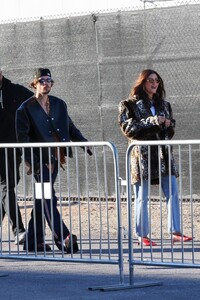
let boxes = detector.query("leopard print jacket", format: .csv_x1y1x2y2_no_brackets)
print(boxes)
118,96,179,184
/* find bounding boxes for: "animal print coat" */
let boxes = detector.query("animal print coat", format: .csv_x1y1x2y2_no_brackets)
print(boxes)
118,94,179,184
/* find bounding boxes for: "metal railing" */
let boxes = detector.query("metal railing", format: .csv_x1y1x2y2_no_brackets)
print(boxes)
126,139,200,288
0,141,124,289
1,140,200,290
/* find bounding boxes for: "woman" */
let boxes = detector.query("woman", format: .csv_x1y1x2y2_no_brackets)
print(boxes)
118,69,192,246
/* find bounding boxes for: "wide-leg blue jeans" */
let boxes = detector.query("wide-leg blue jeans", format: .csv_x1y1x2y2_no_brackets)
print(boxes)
133,175,181,238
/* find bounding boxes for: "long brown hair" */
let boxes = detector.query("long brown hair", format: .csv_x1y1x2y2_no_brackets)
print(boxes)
129,69,166,100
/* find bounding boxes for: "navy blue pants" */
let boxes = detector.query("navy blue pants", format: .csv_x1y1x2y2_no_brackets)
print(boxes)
25,161,70,249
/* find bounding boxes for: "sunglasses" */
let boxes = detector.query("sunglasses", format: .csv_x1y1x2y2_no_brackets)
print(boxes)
38,78,52,85
146,78,160,84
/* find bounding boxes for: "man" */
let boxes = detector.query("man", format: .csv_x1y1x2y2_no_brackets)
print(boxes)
16,68,92,252
0,69,33,244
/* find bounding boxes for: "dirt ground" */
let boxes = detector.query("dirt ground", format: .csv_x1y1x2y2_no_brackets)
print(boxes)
1,199,199,242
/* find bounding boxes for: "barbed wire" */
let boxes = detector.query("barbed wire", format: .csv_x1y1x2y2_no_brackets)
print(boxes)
0,0,199,24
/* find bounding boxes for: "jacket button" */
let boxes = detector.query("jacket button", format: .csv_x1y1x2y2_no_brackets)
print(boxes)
57,128,59,131
51,118,54,120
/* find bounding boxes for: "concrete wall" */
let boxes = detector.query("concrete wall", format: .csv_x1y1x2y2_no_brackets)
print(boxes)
0,4,200,197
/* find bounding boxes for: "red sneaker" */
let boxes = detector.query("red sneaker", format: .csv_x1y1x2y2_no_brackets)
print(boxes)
173,234,193,243
138,237,157,246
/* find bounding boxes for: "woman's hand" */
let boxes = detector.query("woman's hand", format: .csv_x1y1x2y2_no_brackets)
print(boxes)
158,115,166,125
158,115,171,127
165,118,171,127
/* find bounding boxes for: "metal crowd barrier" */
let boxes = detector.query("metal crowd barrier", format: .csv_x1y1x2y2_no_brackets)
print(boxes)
0,141,124,290
126,140,200,288
1,140,200,291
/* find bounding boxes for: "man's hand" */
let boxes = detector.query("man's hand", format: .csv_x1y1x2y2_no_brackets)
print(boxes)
81,146,93,156
45,163,54,173
86,146,93,156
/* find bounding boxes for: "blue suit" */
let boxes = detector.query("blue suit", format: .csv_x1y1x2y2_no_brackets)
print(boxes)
16,95,88,250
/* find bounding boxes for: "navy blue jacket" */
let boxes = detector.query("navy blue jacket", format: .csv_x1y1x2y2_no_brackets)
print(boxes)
0,77,33,144
16,95,88,169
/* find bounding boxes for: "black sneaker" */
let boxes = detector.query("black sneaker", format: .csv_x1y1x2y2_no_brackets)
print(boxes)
55,234,79,254
14,232,26,245
65,234,79,254
24,243,51,252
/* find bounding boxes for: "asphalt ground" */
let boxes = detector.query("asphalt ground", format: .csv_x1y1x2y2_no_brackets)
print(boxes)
1,201,200,299
0,258,200,300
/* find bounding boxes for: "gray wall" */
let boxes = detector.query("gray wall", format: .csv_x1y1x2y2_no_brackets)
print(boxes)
1,3,200,197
